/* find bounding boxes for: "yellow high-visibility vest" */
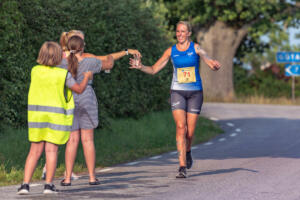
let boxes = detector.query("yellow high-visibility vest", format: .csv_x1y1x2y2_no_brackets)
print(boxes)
28,65,75,145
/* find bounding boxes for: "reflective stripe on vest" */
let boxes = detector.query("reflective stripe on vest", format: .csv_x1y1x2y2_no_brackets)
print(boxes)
28,122,72,131
28,65,75,145
28,105,74,115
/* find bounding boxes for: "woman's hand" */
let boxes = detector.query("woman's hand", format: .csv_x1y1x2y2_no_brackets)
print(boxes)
83,71,93,80
128,49,142,58
71,71,93,94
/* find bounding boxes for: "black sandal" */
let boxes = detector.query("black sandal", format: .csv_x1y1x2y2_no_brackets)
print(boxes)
89,178,100,185
60,179,71,186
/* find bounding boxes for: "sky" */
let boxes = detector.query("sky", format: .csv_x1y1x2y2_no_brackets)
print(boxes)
289,27,300,46
261,27,300,48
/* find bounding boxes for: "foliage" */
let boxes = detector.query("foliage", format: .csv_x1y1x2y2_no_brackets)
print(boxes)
161,0,300,57
0,1,30,127
235,18,300,99
237,25,300,70
234,65,300,98
0,0,173,127
161,0,300,29
158,0,300,100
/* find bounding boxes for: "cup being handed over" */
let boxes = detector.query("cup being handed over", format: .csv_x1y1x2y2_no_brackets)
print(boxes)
129,54,142,70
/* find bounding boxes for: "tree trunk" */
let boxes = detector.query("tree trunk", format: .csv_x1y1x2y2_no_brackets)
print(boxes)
196,21,249,101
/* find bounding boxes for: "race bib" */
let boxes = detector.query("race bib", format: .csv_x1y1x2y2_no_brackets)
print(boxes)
177,66,196,83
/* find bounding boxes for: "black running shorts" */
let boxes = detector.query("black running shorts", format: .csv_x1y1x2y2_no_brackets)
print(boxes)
170,90,203,114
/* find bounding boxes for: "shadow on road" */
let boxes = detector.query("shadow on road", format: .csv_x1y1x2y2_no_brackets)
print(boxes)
189,168,259,178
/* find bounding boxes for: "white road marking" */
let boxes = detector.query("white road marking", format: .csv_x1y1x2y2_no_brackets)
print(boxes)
169,151,177,155
191,146,198,150
97,168,113,173
125,161,140,166
226,122,235,127
230,133,237,137
235,128,241,132
150,155,162,160
204,142,213,145
209,117,219,121
218,138,226,142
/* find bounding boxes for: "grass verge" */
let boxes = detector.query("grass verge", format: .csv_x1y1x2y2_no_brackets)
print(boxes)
0,110,222,186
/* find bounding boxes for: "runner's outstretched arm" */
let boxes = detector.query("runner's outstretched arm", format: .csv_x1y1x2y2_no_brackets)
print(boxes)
129,47,171,75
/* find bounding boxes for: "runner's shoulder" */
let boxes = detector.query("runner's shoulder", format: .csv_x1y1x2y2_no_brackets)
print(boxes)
164,47,172,57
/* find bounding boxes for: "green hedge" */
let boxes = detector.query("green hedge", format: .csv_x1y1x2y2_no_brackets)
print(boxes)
0,0,172,128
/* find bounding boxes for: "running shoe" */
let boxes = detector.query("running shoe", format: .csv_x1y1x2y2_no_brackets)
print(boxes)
176,166,187,178
186,151,193,169
17,184,29,195
43,184,59,194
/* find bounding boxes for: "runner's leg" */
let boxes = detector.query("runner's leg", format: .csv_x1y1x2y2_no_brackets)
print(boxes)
185,90,203,169
172,110,187,167
186,90,203,151
186,113,199,151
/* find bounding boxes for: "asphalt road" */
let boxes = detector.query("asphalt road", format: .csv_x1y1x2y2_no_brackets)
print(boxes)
2,102,300,200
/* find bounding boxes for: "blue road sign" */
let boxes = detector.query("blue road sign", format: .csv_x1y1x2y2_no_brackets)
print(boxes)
276,52,300,63
285,64,300,76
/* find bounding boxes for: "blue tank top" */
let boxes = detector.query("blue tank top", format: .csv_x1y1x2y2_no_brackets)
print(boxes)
170,42,202,91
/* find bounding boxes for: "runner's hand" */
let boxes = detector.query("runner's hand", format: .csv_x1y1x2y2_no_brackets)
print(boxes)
207,59,221,71
129,55,142,70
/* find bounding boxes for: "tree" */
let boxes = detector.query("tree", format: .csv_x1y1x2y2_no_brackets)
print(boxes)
161,0,300,100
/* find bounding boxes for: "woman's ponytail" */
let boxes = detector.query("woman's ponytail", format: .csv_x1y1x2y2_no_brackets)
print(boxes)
67,36,85,78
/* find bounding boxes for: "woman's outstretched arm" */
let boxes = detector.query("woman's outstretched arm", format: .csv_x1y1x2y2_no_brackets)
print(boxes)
83,49,141,61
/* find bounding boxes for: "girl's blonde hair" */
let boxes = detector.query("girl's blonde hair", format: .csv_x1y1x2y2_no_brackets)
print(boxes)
60,30,84,51
37,41,62,66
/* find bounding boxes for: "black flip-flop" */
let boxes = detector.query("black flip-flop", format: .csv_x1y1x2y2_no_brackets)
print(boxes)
60,179,71,186
89,178,100,185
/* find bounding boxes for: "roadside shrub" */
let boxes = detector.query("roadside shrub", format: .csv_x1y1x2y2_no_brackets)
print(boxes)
0,0,172,127
234,65,300,98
